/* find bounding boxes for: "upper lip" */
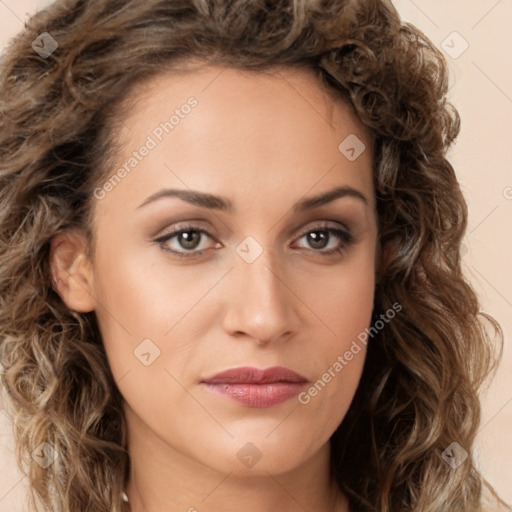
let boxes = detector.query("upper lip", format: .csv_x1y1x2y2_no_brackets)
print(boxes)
201,366,308,384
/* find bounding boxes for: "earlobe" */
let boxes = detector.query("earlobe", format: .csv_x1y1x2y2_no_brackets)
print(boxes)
49,230,96,313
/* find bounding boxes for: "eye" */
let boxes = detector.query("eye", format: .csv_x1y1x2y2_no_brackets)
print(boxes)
292,223,355,256
154,222,355,259
154,225,218,256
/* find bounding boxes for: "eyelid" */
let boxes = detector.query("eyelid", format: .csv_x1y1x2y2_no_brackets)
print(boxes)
294,220,352,238
153,225,216,253
154,220,350,243
154,219,355,257
291,222,355,251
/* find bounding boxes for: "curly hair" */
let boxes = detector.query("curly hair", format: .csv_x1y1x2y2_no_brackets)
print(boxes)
0,0,508,511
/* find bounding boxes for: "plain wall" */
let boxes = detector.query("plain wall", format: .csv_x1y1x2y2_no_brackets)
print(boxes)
0,0,511,510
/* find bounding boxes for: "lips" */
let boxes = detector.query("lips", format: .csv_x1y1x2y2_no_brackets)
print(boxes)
201,366,308,407
202,366,308,384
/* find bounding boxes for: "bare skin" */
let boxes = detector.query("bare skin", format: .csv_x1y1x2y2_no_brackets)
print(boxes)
50,64,380,512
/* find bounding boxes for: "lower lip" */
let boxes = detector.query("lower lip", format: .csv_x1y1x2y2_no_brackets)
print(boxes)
202,382,307,407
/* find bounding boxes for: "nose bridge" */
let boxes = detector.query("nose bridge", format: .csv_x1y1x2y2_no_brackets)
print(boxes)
223,240,298,343
243,249,284,302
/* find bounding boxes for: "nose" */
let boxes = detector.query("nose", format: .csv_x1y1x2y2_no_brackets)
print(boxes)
221,250,301,346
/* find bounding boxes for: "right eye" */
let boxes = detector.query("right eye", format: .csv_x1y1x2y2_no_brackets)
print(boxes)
154,226,221,257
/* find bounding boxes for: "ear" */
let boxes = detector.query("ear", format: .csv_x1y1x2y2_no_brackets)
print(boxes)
49,230,96,312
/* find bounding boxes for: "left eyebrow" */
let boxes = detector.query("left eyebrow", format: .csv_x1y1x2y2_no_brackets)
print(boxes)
293,185,368,212
136,184,368,212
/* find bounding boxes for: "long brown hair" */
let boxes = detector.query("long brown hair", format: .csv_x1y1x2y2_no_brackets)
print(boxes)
0,0,508,511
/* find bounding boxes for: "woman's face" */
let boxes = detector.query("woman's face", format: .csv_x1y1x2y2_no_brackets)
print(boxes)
87,65,379,476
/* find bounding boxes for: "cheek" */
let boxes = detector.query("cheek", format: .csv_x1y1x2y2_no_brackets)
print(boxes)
295,255,375,427
92,241,210,332
309,249,376,349
89,245,172,379
90,241,222,399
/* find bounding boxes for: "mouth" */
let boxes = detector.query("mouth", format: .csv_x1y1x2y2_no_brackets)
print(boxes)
200,366,309,408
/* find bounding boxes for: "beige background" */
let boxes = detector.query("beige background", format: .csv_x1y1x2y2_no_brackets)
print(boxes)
0,0,510,510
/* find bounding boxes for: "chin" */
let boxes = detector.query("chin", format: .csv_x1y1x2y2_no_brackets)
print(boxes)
194,427,323,477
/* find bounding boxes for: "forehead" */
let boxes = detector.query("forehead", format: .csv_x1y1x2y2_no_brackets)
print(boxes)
98,64,375,213
121,64,373,148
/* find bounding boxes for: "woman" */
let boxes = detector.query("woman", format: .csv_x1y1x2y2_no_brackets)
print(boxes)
0,0,509,511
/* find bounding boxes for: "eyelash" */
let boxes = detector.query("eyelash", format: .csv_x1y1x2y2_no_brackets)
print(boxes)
154,222,355,259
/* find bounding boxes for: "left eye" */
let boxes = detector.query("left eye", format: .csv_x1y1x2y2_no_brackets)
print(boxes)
155,224,354,257
294,226,353,252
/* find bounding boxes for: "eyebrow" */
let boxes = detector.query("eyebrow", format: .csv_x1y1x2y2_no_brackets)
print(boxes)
136,185,368,212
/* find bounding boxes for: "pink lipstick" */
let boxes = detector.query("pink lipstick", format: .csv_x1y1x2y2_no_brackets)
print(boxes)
201,366,308,407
